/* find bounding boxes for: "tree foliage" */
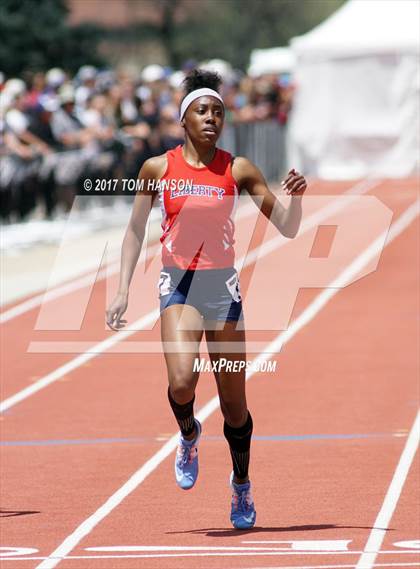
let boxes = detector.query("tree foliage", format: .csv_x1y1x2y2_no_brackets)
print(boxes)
172,0,347,70
0,0,104,76
0,0,347,76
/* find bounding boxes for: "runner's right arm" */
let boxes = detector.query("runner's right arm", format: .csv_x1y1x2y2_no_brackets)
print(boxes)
106,154,167,330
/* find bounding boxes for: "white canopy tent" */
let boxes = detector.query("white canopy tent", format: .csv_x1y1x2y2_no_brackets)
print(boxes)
288,0,420,179
247,47,296,77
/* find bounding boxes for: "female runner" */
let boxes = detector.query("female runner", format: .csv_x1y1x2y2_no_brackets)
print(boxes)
106,69,307,529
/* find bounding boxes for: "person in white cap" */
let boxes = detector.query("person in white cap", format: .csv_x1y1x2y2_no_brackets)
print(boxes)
45,68,66,91
75,65,98,111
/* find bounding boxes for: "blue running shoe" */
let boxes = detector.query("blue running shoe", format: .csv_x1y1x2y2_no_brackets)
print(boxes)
229,471,256,529
175,419,201,490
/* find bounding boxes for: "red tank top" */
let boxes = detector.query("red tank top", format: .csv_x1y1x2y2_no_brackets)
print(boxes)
158,145,239,270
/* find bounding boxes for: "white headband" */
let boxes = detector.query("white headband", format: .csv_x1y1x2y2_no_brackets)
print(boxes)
179,88,224,121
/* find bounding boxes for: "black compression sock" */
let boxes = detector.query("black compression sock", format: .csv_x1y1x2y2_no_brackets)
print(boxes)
223,411,253,480
167,387,196,437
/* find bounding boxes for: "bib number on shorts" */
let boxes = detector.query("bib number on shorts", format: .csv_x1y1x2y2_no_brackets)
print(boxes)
158,272,171,296
225,273,242,303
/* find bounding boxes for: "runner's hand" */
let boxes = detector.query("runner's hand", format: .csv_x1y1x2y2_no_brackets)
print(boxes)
106,293,128,331
281,169,307,196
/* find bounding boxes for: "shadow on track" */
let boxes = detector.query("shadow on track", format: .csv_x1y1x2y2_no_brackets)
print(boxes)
166,524,394,537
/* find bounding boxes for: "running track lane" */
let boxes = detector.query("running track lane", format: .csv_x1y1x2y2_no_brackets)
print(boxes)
39,193,419,569
0,180,418,568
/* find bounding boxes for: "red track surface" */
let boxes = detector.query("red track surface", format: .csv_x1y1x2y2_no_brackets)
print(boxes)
1,179,419,569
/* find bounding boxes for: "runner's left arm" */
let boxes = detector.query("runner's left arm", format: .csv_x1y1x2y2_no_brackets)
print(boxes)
232,157,307,238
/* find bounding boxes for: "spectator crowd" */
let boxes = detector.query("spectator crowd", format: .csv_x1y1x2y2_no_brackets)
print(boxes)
0,62,294,222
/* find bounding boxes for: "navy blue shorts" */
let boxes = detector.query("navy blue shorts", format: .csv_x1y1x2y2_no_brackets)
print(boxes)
158,266,244,322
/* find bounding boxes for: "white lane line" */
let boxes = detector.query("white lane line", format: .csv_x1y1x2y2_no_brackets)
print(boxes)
83,545,420,554
0,310,159,413
35,201,419,569
0,263,119,325
242,541,351,551
355,411,420,569
0,179,376,324
2,553,418,562
84,545,357,552
0,242,158,325
0,180,379,412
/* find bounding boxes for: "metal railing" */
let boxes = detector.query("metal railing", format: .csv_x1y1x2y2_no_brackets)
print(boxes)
219,120,287,182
